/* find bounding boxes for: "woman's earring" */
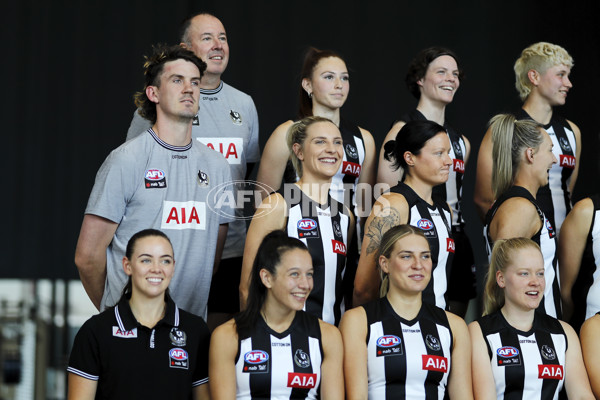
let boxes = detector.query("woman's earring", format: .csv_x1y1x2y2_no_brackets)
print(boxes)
308,92,313,99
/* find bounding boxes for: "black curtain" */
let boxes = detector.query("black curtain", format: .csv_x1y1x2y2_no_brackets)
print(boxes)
4,0,598,279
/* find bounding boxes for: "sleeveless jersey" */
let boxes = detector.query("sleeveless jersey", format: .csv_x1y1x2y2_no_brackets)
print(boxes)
517,109,576,233
389,183,454,309
399,110,467,226
281,185,350,325
483,186,561,318
477,310,567,400
569,195,600,330
364,297,452,400
235,311,323,400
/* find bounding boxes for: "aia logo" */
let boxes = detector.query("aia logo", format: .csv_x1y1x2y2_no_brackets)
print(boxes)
332,239,346,255
287,372,317,389
112,326,137,338
559,155,575,169
196,137,244,165
161,201,206,230
538,364,564,380
446,238,455,253
376,335,400,348
422,355,448,373
453,159,465,173
417,219,434,231
169,348,188,361
145,169,165,180
342,161,361,177
297,219,317,231
244,350,269,364
497,346,519,358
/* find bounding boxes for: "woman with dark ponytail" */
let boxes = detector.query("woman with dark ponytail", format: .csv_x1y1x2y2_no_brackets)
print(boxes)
482,114,561,318
354,120,454,310
211,230,343,400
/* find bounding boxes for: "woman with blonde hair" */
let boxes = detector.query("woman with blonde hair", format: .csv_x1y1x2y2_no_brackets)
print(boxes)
482,113,561,318
475,42,581,234
241,116,354,326
469,238,593,399
340,224,472,399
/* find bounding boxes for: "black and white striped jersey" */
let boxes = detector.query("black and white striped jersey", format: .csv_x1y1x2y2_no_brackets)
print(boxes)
484,186,561,319
389,183,454,309
477,310,567,400
364,297,452,399
281,185,350,325
235,311,323,400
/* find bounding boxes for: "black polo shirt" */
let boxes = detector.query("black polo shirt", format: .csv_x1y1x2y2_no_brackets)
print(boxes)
68,294,209,399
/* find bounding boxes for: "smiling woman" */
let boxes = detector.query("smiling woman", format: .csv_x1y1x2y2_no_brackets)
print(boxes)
211,230,343,400
469,238,594,400
67,229,211,400
241,117,354,326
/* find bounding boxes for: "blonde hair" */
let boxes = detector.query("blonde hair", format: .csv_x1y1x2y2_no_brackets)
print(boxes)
286,116,335,178
490,114,543,198
378,225,429,297
514,42,574,101
483,237,541,315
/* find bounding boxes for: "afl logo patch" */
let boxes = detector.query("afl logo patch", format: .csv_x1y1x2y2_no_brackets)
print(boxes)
294,349,311,368
169,328,187,347
169,348,189,369
145,169,167,189
496,346,522,366
197,170,209,187
559,137,571,152
230,110,242,125
497,346,519,358
541,345,556,360
425,334,441,351
375,335,403,357
417,219,434,231
345,144,358,159
297,218,319,239
244,350,269,364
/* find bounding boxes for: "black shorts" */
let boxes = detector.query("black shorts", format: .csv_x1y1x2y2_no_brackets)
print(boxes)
446,226,476,302
207,256,242,314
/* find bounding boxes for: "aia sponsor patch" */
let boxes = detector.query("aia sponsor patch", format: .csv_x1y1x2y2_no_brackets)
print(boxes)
422,355,448,373
446,238,455,253
144,168,166,189
453,159,465,174
242,350,269,373
332,239,346,255
287,372,317,389
169,348,189,369
496,346,522,366
112,326,137,338
375,335,403,357
538,364,564,380
161,201,206,230
342,161,361,177
196,137,244,165
297,218,319,238
559,154,575,169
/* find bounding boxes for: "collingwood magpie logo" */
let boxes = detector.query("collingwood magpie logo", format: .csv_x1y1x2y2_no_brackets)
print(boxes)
333,221,342,237
197,170,209,187
559,137,571,152
425,334,441,351
192,115,200,125
345,144,358,159
169,328,187,347
453,141,462,157
294,349,311,368
541,345,556,360
230,110,242,125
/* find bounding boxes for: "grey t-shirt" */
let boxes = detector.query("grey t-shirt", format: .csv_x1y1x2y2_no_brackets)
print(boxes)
86,129,233,318
126,81,260,259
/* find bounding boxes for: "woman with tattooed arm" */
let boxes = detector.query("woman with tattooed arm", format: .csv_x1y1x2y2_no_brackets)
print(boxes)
353,120,454,308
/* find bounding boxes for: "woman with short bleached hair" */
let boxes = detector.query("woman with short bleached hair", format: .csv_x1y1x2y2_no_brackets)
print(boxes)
475,42,581,236
469,237,593,400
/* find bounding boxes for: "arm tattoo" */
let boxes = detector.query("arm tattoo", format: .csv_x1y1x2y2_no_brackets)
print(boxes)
365,207,402,255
